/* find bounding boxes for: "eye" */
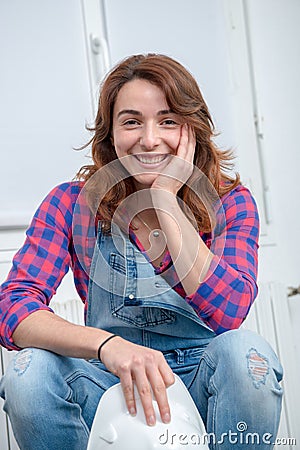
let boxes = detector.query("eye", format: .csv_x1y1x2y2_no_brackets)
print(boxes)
161,118,179,126
123,119,140,127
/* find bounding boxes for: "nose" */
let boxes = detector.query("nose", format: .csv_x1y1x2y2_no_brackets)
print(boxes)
139,123,161,150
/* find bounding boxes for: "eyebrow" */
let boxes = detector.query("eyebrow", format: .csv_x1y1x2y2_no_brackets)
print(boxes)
117,109,173,118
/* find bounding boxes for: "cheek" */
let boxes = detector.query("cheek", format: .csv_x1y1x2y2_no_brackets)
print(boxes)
165,130,181,152
113,131,137,155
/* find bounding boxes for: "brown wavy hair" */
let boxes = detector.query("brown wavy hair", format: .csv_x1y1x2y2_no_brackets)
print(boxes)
76,53,240,232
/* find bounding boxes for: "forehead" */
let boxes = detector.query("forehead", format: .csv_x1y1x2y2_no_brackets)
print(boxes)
113,79,168,112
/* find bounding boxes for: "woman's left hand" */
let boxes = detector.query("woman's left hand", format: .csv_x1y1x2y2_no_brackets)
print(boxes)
151,124,196,195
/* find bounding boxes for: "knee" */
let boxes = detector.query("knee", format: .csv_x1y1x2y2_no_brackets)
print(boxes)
1,348,67,410
204,329,283,385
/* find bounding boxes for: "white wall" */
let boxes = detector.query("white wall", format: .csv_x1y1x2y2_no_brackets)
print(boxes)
245,0,300,286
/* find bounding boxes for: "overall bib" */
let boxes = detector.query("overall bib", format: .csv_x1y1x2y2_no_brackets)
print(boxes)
87,222,215,350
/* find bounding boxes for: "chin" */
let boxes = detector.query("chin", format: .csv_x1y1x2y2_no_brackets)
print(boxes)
132,174,158,190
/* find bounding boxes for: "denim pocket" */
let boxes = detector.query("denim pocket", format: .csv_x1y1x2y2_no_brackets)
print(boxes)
163,347,206,389
109,252,175,327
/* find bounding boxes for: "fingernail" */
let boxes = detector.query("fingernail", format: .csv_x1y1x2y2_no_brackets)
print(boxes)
148,415,156,426
129,407,136,416
163,412,171,423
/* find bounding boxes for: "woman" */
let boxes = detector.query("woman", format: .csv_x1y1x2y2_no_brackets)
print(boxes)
0,54,283,449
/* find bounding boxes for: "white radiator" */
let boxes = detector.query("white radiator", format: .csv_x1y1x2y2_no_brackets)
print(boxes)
51,295,85,326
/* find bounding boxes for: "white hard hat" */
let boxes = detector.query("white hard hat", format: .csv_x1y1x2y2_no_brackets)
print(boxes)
87,374,209,450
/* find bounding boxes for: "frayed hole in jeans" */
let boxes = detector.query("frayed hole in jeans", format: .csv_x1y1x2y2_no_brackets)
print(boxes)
13,349,33,375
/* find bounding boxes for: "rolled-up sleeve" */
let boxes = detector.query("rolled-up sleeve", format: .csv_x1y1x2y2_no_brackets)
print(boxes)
0,183,76,350
186,185,259,334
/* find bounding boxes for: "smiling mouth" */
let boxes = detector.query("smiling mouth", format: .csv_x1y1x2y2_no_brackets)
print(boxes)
134,154,168,164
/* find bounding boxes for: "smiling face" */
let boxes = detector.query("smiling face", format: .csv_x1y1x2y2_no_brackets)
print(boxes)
112,78,182,189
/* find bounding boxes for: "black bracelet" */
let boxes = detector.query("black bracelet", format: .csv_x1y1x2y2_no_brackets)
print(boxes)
97,334,118,361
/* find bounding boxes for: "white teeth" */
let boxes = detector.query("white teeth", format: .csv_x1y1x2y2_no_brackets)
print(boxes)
135,155,166,164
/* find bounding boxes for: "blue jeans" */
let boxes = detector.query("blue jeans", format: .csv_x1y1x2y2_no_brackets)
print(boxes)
0,328,283,450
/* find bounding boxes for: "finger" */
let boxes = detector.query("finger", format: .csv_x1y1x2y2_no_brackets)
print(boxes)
119,366,137,416
176,123,189,158
185,125,196,164
177,124,195,168
159,362,175,388
147,371,171,425
133,369,157,426
186,124,196,163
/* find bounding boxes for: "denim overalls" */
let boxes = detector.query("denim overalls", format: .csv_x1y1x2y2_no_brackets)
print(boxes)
0,223,284,450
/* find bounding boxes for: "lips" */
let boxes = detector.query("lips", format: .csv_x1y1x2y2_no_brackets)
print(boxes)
134,154,168,165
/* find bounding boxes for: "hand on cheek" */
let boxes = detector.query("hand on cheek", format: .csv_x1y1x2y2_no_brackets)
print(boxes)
151,124,196,195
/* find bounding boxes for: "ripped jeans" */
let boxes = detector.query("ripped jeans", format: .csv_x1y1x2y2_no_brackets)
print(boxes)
0,329,283,450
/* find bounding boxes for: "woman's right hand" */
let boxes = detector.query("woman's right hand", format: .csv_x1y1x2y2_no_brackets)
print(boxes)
100,336,175,426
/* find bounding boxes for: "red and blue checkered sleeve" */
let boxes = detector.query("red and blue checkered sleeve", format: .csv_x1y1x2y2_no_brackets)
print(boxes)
0,182,80,350
186,185,259,334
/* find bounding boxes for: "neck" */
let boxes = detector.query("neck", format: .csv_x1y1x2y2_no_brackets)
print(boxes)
137,209,159,228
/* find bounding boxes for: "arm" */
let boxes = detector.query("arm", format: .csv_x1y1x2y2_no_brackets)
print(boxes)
151,126,259,333
185,186,259,333
0,182,79,350
152,190,213,295
12,309,174,427
151,124,213,295
12,307,175,427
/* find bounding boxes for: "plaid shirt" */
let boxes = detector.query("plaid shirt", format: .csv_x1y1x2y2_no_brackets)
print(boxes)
0,181,259,350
